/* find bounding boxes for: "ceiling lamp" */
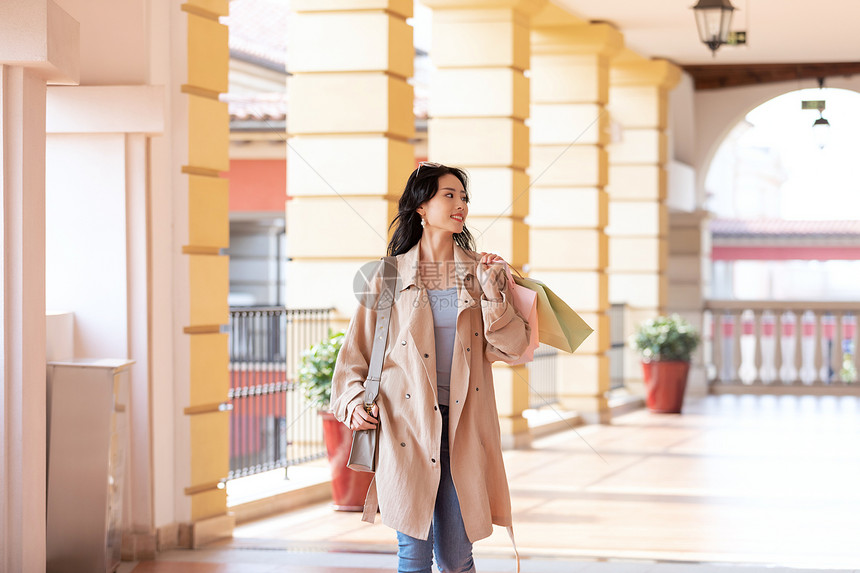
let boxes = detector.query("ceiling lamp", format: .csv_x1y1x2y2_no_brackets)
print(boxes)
692,0,736,56
809,78,830,149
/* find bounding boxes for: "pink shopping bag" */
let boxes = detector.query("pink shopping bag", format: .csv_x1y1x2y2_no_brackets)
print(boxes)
503,263,540,365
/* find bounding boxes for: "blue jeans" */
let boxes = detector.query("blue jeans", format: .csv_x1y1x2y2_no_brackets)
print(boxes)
396,406,475,573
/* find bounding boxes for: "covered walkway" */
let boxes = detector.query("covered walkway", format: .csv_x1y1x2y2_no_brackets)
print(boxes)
125,395,860,571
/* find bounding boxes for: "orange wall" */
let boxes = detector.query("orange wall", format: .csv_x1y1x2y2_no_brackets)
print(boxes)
227,159,286,213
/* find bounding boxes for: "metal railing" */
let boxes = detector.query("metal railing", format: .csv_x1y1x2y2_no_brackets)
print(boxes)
525,304,625,409
228,306,334,480
704,301,860,394
609,303,626,391
526,343,559,409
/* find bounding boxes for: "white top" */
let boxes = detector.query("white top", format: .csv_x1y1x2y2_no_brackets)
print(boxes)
426,287,458,406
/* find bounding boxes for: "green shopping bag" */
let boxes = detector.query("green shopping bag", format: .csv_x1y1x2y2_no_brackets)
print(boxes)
511,275,593,353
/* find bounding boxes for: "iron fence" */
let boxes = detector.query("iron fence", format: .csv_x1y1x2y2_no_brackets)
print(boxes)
526,343,559,409
609,303,626,390
228,306,334,480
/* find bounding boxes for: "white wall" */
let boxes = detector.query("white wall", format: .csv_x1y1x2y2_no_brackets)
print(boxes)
669,72,696,167
666,72,698,212
46,133,129,358
667,160,696,212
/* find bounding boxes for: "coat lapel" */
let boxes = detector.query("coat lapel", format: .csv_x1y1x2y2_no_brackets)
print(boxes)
398,243,438,401
406,287,437,401
448,246,480,447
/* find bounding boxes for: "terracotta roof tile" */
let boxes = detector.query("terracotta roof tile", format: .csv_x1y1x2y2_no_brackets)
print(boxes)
223,92,287,122
222,0,287,70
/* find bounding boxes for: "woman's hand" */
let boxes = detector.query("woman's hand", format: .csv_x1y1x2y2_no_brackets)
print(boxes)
350,402,379,431
476,252,506,302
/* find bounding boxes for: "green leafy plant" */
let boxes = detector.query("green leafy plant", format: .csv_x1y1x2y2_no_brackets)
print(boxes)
297,329,345,410
631,314,700,362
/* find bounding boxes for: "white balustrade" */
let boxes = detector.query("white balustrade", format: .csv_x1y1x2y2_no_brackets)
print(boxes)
759,312,777,384
738,310,757,384
704,301,860,393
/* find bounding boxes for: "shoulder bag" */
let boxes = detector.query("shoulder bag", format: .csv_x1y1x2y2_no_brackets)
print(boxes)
346,256,397,473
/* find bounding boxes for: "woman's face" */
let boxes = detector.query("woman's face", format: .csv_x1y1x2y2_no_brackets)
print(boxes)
418,173,469,234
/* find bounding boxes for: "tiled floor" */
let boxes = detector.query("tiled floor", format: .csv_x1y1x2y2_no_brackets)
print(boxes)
123,545,858,573
126,395,860,573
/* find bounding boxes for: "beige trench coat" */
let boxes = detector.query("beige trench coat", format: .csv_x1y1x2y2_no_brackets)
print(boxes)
330,241,531,542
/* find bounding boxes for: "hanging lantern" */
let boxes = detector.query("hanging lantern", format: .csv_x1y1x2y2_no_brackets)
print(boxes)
692,0,736,56
808,80,830,149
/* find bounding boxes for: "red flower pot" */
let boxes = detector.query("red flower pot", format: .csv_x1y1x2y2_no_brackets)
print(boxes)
320,411,374,511
641,360,690,414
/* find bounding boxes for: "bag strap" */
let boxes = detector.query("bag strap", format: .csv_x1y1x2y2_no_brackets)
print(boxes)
361,475,379,524
363,256,397,408
506,525,520,573
506,260,526,280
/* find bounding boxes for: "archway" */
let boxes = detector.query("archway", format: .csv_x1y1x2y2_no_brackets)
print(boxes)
693,76,860,202
705,87,860,300
701,86,860,390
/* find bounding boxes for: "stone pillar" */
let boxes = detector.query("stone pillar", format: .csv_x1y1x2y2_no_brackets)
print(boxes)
424,0,546,448
607,52,681,394
286,0,415,329
668,210,711,397
148,0,232,549
530,9,622,424
0,2,78,570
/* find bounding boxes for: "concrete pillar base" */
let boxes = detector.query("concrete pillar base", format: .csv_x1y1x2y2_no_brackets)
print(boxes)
558,396,611,425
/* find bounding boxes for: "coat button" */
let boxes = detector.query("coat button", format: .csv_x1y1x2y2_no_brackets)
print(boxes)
431,458,436,463
466,348,470,352
455,400,459,404
400,442,406,447
405,393,411,399
401,340,407,346
424,353,429,358
476,387,479,391
434,406,438,411
475,332,479,336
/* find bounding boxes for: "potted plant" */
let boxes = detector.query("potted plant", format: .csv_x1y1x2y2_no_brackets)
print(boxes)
631,314,701,413
298,329,373,511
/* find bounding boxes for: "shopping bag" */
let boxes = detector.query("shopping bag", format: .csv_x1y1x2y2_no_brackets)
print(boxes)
511,275,593,353
503,264,540,365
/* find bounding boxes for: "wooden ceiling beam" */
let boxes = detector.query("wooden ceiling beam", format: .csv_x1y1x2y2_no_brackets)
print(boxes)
682,62,860,90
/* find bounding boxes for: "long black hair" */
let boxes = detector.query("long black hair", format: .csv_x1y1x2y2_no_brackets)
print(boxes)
387,163,477,256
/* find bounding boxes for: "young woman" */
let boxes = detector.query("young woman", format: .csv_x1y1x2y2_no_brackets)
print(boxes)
330,163,531,573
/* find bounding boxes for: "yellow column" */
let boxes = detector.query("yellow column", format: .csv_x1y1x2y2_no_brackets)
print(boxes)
424,0,545,448
608,52,680,393
529,10,622,423
286,0,414,328
181,0,232,545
